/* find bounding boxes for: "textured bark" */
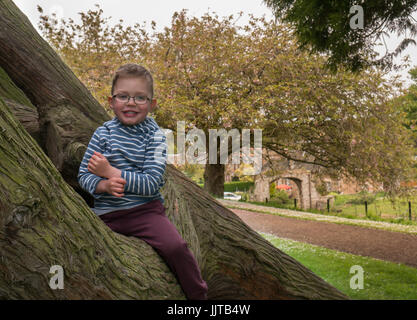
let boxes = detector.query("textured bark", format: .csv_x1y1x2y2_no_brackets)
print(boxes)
0,0,349,299
0,0,109,190
0,97,183,299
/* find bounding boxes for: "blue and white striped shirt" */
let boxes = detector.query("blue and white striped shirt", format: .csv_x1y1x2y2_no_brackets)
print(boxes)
78,116,167,216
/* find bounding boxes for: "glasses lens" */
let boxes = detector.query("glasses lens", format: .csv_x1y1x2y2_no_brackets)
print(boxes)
134,96,148,105
115,94,128,102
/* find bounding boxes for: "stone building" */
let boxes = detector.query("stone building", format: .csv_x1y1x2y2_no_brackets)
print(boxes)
224,147,382,210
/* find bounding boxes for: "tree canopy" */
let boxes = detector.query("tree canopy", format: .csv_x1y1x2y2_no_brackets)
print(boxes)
397,67,417,147
263,0,417,72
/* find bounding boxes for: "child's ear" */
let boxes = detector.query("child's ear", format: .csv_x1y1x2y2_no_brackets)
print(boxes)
108,96,113,109
149,99,157,113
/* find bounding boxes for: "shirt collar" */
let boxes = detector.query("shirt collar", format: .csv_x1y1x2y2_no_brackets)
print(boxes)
112,116,149,134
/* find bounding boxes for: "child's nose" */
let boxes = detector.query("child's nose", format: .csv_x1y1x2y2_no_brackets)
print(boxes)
127,97,136,105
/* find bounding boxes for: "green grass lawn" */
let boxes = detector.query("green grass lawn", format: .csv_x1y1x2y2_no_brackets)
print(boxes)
335,197,414,219
261,233,417,300
237,197,417,227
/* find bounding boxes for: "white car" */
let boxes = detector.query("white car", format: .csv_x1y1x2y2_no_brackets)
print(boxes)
223,192,242,201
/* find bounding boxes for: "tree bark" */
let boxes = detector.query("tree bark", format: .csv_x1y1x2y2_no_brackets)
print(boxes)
0,0,109,191
0,0,349,300
203,163,225,198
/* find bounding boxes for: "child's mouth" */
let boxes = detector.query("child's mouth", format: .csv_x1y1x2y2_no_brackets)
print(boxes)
123,111,139,117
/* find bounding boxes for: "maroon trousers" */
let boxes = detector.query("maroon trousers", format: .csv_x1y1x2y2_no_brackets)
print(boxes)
99,199,208,300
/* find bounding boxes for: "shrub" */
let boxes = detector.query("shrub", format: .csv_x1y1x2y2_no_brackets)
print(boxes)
240,192,249,201
315,182,328,196
270,182,276,198
224,181,254,192
347,191,376,205
272,190,291,205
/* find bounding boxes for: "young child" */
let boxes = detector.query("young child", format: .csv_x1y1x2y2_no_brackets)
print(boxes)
78,63,208,300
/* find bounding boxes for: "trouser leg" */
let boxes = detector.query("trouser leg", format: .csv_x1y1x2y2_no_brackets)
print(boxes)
99,200,208,300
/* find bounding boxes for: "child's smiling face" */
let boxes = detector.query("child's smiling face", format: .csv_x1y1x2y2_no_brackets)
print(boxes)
108,76,156,126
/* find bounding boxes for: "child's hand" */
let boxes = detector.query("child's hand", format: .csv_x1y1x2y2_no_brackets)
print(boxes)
88,151,120,178
104,177,127,197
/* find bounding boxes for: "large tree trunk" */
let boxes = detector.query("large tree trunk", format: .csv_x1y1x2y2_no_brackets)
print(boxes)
0,0,109,193
203,142,228,198
0,0,348,300
203,163,225,198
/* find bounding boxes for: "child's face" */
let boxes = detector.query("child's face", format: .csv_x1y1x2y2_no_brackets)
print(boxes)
108,76,156,126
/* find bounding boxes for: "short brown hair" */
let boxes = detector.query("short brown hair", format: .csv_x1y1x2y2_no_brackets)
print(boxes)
111,64,154,98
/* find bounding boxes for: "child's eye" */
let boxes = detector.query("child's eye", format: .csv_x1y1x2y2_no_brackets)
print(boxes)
134,96,147,102
117,94,129,100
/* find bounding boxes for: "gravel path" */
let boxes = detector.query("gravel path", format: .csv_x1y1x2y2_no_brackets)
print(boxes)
219,200,417,268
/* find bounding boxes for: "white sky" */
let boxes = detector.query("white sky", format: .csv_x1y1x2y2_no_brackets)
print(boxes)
14,0,274,30
13,0,417,87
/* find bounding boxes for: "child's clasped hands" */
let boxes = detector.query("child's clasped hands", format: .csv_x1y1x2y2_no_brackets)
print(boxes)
88,151,126,197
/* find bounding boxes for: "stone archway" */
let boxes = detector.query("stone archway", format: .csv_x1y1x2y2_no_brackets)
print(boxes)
253,168,327,210
274,176,303,208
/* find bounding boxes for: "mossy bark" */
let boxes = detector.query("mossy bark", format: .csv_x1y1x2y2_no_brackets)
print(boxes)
0,97,185,299
0,0,108,190
0,0,349,299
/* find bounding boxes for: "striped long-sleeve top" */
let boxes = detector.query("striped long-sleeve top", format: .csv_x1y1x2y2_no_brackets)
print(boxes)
78,116,167,216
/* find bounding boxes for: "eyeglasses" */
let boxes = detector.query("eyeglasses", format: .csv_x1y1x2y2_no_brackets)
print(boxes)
112,94,151,105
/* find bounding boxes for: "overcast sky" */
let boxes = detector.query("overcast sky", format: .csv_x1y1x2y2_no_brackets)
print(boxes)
13,0,417,87
14,0,274,31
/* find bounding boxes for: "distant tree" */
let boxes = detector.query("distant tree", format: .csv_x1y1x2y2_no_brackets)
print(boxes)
37,4,152,110
263,0,417,71
395,66,417,179
402,67,417,146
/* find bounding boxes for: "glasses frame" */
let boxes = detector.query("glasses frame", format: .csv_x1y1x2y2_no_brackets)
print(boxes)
112,94,151,105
